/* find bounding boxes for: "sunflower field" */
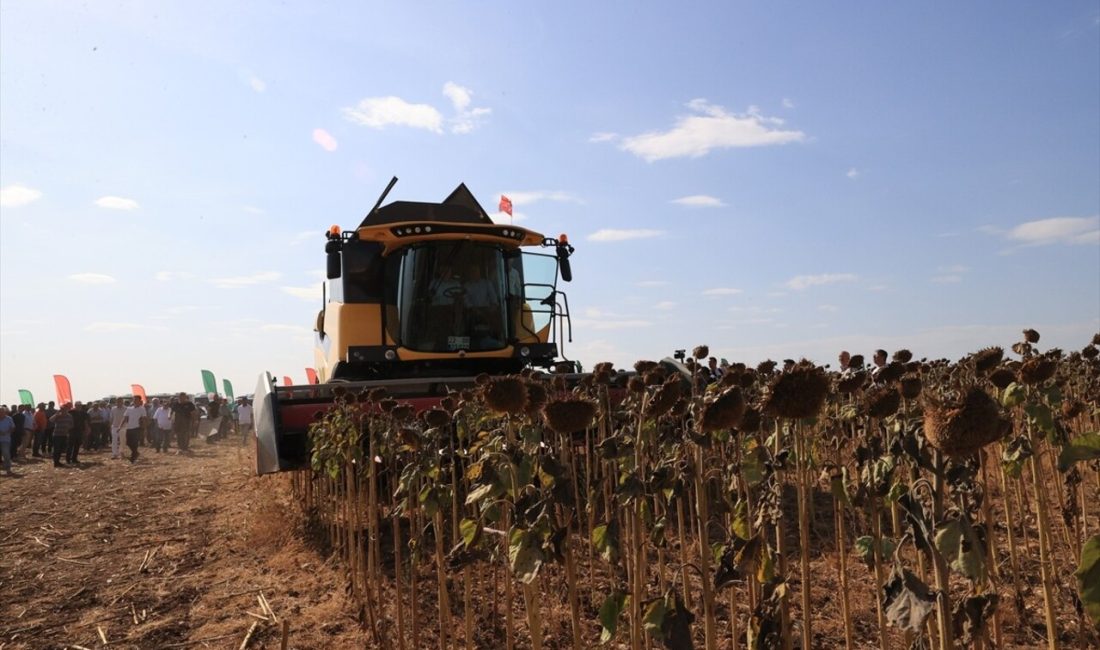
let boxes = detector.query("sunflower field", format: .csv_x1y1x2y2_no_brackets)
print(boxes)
283,329,1100,649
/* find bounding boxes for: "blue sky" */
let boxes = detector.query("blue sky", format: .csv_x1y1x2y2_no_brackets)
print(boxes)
2,1,1098,404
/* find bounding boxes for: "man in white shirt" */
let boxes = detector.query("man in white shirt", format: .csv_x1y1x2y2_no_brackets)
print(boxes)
236,398,253,446
109,398,127,460
153,400,173,453
120,396,147,463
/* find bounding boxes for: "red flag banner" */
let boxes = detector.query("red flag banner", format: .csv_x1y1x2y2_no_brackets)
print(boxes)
131,384,148,402
53,374,73,406
499,195,513,216
305,368,319,385
283,376,293,387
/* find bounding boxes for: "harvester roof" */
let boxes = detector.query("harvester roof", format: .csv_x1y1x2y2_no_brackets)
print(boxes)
358,183,493,228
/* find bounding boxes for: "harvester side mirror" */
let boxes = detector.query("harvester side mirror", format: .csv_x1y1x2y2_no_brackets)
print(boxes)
326,239,342,279
557,241,574,282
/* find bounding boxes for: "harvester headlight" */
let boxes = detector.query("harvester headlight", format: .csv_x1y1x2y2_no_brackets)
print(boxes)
424,226,431,233
520,346,530,357
414,227,422,233
384,350,397,361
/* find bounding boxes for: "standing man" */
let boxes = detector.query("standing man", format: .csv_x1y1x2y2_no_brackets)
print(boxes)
88,402,107,450
67,401,90,465
32,403,48,457
236,398,253,446
109,398,126,460
120,396,147,463
43,401,57,454
171,393,198,454
0,406,15,476
871,349,888,382
49,403,74,468
153,399,173,453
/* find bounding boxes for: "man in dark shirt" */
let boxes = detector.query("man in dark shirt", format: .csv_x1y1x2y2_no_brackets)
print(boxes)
171,393,198,453
44,401,57,454
67,402,90,465
49,403,74,468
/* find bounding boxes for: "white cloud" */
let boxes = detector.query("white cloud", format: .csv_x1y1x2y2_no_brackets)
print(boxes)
937,264,970,274
671,195,725,207
211,271,281,289
443,82,472,112
291,230,321,245
342,96,444,133
95,196,139,210
587,229,665,242
312,128,338,152
1006,216,1099,246
249,76,266,92
85,322,145,332
785,273,858,290
281,285,323,301
68,273,116,284
702,287,743,296
155,271,196,282
243,205,265,215
782,98,795,109
618,99,806,162
589,132,618,143
654,301,677,311
846,168,860,179
0,184,42,207
342,83,490,135
931,275,963,284
636,280,671,288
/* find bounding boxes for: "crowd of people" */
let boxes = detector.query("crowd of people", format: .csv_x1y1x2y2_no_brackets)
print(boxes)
0,393,254,477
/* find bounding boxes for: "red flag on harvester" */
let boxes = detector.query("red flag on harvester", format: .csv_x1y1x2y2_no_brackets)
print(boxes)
283,376,293,387
131,384,148,402
499,195,513,216
305,368,319,385
53,374,73,406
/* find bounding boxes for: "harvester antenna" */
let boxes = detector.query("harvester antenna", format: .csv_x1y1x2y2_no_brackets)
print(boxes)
366,176,399,220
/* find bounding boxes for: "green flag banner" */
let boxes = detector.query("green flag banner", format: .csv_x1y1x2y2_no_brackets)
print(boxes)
201,369,218,396
18,389,34,406
223,379,235,401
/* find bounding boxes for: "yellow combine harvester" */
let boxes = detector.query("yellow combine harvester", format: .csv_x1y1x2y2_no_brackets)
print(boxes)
254,179,576,473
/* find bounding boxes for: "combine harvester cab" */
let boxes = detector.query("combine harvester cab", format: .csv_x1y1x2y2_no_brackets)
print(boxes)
256,179,576,474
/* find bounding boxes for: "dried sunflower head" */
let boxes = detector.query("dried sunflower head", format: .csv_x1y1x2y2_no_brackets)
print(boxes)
644,370,665,386
524,381,549,416
737,407,761,434
1023,328,1040,343
719,371,740,388
441,396,457,412
698,386,746,432
368,387,388,401
424,408,452,429
475,373,491,386
645,378,682,419
1081,345,1099,360
972,347,1004,374
892,349,913,363
1017,358,1057,385
878,362,906,384
1093,332,1100,346
900,375,923,400
865,385,902,418
763,361,829,419
693,345,710,360
627,376,645,394
849,354,865,369
379,398,398,414
669,398,689,418
837,371,867,394
757,360,777,375
634,360,659,374
543,397,598,434
594,369,612,385
482,376,528,414
1011,341,1032,357
594,361,615,374
924,388,1008,458
391,404,415,422
551,375,568,392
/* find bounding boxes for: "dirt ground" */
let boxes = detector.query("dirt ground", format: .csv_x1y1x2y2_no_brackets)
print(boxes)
0,432,369,650
3,431,1095,649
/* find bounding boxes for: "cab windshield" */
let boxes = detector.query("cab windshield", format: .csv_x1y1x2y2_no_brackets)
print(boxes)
397,242,517,352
